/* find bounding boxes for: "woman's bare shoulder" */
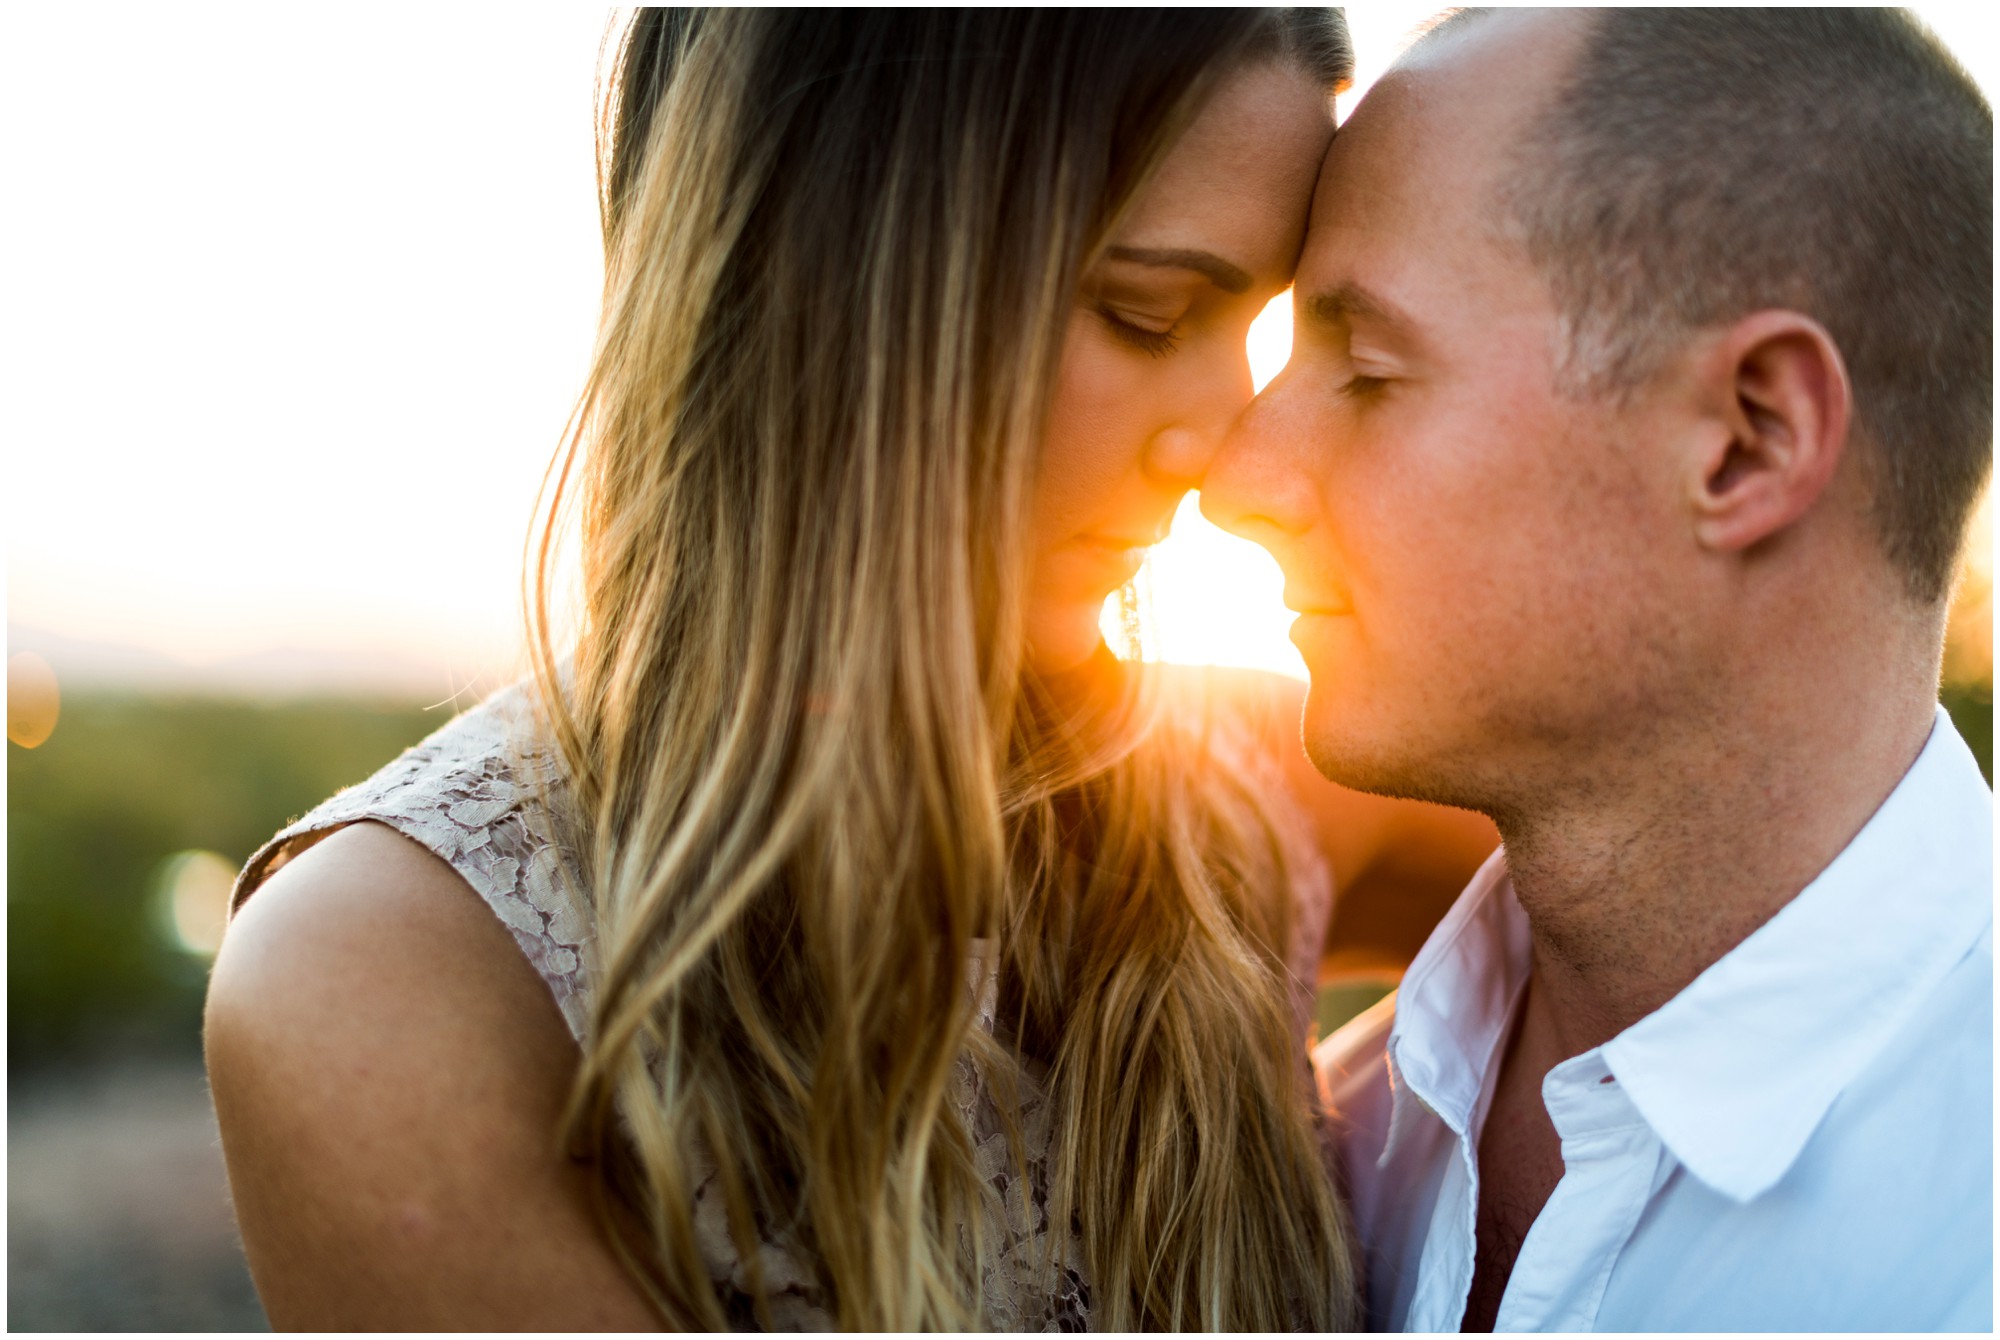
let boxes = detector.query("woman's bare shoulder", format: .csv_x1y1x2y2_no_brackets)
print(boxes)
215,820,559,1029
204,821,662,1330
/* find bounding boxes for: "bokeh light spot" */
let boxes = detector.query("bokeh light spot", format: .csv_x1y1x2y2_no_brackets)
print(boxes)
8,651,62,748
152,850,238,957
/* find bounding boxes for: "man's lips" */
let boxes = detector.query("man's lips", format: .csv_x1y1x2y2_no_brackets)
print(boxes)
1289,599,1355,654
1283,584,1353,617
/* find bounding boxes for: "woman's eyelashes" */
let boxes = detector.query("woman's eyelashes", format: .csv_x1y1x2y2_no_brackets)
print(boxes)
1098,303,1184,358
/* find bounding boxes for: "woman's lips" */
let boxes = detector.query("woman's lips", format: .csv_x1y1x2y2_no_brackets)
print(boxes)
1062,533,1154,589
1078,536,1148,576
1077,533,1152,556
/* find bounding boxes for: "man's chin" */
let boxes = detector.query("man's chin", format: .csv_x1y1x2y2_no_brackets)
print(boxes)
1300,686,1463,807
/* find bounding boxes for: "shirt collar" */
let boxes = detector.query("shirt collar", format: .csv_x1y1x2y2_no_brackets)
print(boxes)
1384,846,1531,1152
1383,708,1991,1196
1603,706,1993,1202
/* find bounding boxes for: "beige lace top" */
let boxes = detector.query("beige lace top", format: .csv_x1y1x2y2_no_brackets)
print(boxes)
232,679,1333,1331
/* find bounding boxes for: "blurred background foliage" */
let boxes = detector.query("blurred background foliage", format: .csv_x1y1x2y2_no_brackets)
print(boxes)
10,696,442,1070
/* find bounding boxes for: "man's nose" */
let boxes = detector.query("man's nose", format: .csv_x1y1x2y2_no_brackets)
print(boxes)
1200,373,1317,547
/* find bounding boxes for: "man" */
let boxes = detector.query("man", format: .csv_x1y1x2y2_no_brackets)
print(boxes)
1203,9,1991,1331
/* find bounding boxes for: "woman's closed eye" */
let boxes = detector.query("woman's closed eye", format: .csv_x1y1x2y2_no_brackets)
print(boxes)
1098,303,1184,358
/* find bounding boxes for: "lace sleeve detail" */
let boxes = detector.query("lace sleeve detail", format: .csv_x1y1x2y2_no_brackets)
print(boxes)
230,684,600,1045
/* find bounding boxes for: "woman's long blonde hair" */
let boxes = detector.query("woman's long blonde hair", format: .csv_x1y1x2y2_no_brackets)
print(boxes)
529,10,1359,1329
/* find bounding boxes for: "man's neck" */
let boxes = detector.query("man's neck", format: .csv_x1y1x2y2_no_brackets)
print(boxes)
1493,669,1939,1061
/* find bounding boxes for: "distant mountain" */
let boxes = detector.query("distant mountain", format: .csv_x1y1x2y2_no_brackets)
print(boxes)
6,625,518,703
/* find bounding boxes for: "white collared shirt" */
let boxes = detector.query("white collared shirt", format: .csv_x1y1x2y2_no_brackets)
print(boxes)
1317,707,1994,1332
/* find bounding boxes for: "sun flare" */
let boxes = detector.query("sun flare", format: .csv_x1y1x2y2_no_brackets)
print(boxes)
1101,292,1307,680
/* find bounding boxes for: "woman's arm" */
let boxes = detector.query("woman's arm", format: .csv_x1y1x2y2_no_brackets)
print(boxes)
204,822,666,1331
1195,667,1501,980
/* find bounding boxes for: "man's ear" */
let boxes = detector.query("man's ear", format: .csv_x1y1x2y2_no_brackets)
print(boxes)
1683,310,1852,554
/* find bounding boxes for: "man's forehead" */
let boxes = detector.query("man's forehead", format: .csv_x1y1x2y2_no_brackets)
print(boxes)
1313,9,1585,225
1299,10,1587,308
1397,8,1587,86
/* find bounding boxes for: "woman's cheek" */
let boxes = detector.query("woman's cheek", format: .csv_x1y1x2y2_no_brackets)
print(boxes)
1036,327,1149,542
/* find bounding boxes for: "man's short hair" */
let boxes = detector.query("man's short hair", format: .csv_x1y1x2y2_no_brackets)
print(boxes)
1454,9,1992,605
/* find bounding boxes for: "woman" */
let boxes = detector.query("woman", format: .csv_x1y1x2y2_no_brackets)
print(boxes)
206,10,1495,1330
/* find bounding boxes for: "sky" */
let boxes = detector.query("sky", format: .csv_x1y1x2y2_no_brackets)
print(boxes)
5,7,1993,698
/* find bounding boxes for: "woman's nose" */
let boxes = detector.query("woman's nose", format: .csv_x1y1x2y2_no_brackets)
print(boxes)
1142,350,1256,487
1142,424,1223,489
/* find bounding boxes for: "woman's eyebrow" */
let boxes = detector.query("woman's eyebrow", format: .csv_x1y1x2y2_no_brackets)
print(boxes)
1106,246,1252,294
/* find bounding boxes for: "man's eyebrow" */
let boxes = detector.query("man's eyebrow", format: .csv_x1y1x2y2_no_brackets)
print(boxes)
1105,246,1253,295
1301,281,1417,338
